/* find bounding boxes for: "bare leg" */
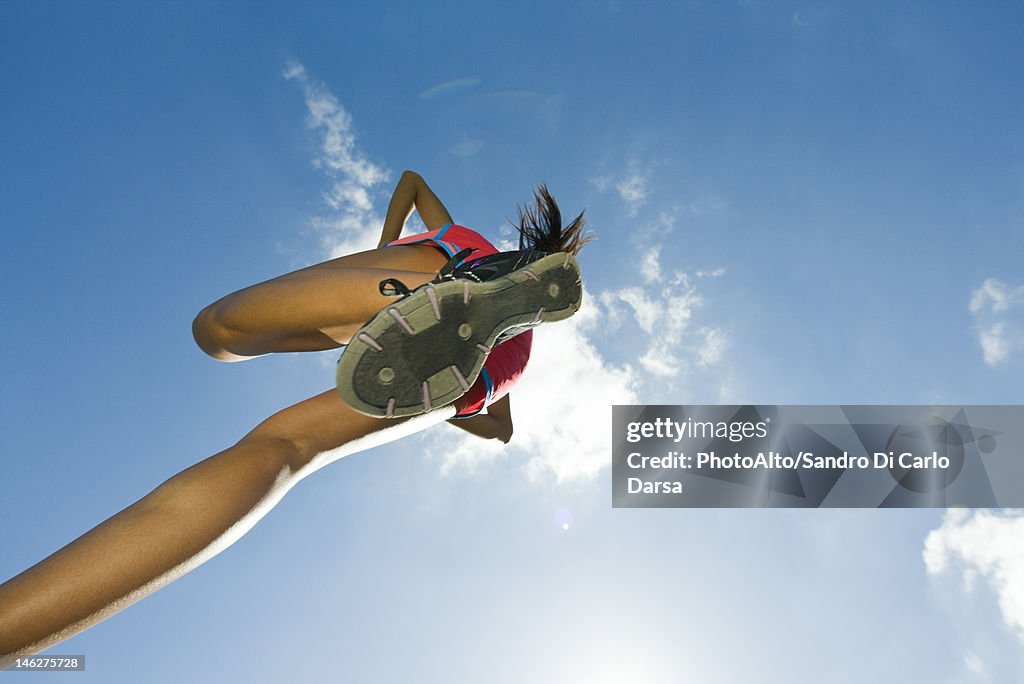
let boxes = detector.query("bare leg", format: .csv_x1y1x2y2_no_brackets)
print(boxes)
0,172,470,659
0,184,460,658
192,243,450,361
0,390,455,661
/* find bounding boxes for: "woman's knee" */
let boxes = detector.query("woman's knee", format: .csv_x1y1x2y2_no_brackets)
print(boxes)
239,420,317,473
192,302,247,361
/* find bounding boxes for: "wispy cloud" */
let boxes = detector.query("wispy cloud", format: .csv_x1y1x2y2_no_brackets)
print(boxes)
697,267,726,278
969,278,1024,366
964,651,987,678
791,12,811,30
924,509,1024,648
599,211,727,380
591,163,651,216
420,78,481,99
616,172,649,215
284,60,390,258
698,327,727,366
639,245,662,283
449,135,484,157
602,271,725,378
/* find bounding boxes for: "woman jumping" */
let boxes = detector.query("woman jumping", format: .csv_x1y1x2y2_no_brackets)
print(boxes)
0,170,589,660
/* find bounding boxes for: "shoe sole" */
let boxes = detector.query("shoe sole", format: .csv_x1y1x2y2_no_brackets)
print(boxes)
336,252,582,418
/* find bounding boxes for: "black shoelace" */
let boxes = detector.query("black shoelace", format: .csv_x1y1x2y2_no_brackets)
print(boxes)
378,247,477,298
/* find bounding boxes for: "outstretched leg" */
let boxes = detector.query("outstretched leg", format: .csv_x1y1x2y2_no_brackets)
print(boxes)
0,391,454,661
192,243,450,361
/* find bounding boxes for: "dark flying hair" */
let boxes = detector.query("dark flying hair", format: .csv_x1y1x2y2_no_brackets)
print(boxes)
514,184,592,255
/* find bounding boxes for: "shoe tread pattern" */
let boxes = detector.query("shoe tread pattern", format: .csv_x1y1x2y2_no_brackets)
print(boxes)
337,252,582,417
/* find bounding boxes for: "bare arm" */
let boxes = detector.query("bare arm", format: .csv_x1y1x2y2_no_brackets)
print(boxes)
446,394,513,443
378,170,455,247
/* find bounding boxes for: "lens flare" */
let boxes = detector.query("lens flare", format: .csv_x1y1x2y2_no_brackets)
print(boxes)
554,506,573,530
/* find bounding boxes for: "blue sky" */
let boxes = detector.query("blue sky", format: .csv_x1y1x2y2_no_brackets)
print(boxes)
2,1,1024,682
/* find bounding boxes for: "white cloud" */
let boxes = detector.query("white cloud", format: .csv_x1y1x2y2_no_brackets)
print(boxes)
924,509,1024,646
605,287,664,334
616,172,649,216
698,327,727,366
697,267,726,279
590,175,612,193
970,278,1024,315
969,278,1024,367
449,136,484,157
639,246,662,284
639,343,681,377
682,193,729,217
284,60,390,258
964,651,987,678
979,323,1009,366
599,268,724,380
590,164,651,216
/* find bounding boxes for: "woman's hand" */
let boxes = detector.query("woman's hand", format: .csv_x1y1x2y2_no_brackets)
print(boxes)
446,395,513,443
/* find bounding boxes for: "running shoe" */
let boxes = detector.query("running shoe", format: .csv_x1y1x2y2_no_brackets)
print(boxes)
336,249,582,418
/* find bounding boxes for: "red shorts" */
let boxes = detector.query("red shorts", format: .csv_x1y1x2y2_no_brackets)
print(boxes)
384,224,532,418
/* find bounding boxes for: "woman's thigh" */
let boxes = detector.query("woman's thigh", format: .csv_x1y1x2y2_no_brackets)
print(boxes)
195,244,452,358
294,243,450,275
